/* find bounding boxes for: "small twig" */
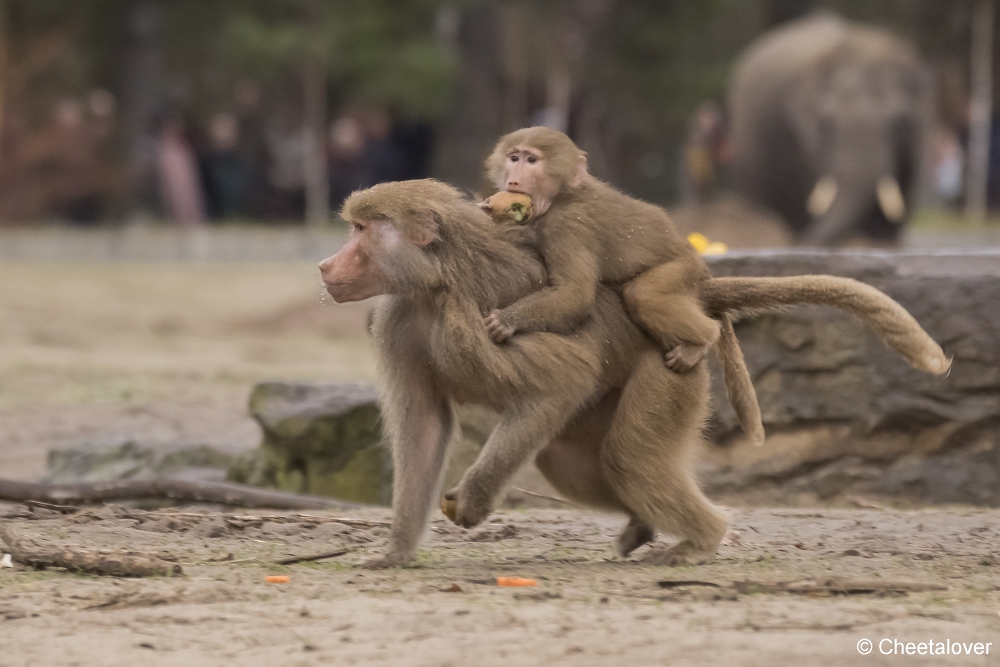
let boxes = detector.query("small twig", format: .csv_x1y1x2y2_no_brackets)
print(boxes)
848,496,888,510
511,487,571,505
24,500,81,514
276,548,350,565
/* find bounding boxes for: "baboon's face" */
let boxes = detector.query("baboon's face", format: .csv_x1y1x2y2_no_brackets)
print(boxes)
319,218,389,302
500,145,561,217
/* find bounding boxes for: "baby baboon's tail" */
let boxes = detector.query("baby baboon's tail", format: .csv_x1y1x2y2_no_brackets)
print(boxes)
700,275,951,375
716,313,765,446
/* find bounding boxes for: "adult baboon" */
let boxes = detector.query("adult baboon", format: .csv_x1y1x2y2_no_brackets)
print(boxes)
319,179,948,568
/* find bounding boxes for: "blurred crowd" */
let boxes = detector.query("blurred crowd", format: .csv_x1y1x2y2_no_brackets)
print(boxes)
0,84,433,226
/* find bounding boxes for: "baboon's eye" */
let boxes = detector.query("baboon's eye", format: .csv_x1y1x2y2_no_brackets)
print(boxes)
526,155,538,164
354,222,366,233
509,155,519,162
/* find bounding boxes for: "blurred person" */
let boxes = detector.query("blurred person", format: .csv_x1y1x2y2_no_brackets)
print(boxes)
358,108,405,186
681,100,731,204
201,112,249,219
327,115,366,209
390,120,435,180
932,128,963,205
154,111,206,227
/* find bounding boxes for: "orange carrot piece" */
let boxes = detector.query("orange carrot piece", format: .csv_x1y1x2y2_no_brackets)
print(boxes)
266,575,290,584
497,576,537,587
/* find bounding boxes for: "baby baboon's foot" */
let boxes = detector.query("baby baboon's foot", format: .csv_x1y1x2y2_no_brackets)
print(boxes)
616,520,655,557
664,344,709,373
640,540,716,566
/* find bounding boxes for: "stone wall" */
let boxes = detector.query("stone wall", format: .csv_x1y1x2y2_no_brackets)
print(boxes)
701,250,1000,506
228,251,1000,508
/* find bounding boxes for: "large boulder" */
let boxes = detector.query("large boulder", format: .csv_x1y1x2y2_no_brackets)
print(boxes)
228,383,390,505
701,250,1000,506
228,382,563,507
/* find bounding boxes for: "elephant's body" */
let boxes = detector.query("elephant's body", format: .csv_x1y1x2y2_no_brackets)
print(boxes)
728,12,930,246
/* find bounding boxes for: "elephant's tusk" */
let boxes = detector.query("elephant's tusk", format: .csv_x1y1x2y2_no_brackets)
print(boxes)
876,176,906,223
806,175,838,217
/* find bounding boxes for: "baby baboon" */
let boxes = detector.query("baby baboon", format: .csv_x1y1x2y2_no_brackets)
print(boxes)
319,179,949,570
483,127,764,444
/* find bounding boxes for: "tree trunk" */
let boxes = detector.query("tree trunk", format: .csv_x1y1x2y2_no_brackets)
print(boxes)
302,55,329,227
966,0,995,224
0,0,8,189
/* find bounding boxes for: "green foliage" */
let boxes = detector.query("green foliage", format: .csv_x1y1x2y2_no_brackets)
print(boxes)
222,0,457,118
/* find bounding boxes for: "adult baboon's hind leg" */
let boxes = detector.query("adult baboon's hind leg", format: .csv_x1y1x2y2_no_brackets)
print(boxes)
600,352,728,566
535,392,656,557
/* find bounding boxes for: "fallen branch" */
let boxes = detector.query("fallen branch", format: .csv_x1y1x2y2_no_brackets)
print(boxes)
657,578,947,596
0,521,181,577
0,478,364,511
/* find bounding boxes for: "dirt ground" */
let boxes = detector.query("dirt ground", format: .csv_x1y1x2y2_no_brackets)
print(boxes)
0,262,375,480
1,262,998,665
0,504,997,666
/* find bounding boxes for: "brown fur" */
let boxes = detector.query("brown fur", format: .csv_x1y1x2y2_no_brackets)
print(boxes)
701,275,951,375
322,179,728,568
485,126,764,444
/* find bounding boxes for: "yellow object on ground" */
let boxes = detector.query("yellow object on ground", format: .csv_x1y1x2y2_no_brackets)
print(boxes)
687,232,728,255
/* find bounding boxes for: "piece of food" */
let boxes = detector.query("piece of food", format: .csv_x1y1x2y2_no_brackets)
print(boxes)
266,575,291,584
496,576,537,587
481,191,534,224
687,232,728,255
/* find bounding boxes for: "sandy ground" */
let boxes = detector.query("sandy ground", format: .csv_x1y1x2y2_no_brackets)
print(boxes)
1,261,998,665
0,504,998,666
0,262,375,480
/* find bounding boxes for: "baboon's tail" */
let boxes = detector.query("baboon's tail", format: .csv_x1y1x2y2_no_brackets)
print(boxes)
716,314,765,446
700,276,951,375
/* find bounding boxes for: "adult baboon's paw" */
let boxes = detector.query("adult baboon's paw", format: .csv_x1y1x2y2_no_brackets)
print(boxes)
616,521,655,558
484,310,515,344
445,487,492,529
641,540,716,566
664,344,707,373
359,551,412,569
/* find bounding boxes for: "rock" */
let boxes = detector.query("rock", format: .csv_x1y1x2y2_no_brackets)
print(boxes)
229,382,566,508
700,249,1000,506
228,382,390,505
46,438,236,485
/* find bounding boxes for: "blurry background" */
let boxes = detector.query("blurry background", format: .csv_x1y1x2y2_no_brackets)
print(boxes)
0,0,997,505
0,0,990,231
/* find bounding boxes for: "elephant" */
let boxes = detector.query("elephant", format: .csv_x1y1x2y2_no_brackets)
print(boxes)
727,12,931,246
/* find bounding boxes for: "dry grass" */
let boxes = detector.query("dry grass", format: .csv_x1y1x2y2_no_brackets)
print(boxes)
0,262,376,479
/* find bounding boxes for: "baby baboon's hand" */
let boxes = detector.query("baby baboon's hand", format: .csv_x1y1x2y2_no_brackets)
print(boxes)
484,310,515,344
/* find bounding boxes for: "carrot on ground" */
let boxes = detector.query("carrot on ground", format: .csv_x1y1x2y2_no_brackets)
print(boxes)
266,575,291,584
497,576,537,587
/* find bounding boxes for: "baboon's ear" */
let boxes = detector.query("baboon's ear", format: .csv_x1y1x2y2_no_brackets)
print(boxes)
570,154,588,188
409,210,441,247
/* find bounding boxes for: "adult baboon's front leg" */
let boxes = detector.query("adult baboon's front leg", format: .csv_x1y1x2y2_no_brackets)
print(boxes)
447,392,591,528
362,388,456,569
